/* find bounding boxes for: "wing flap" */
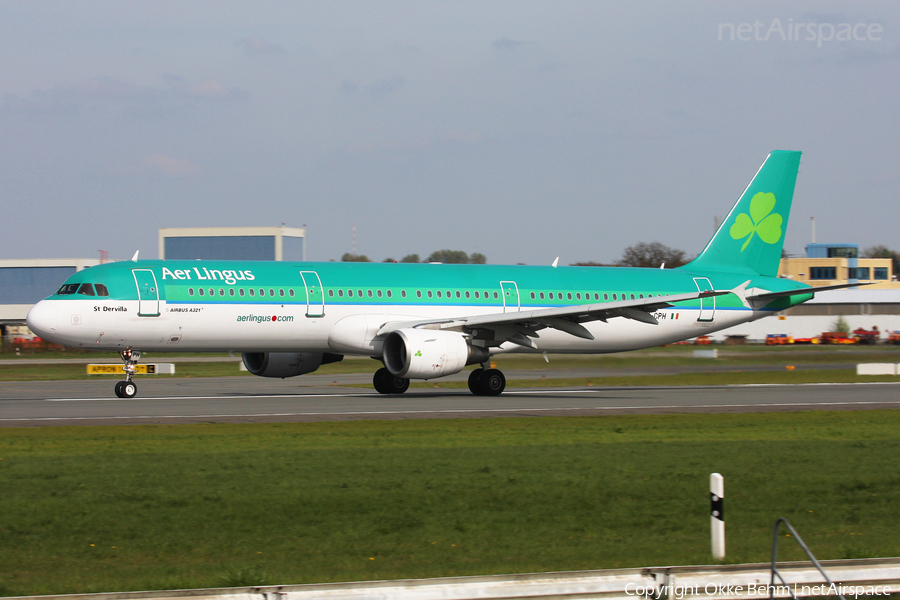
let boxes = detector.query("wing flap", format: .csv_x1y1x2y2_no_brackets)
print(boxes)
377,289,728,345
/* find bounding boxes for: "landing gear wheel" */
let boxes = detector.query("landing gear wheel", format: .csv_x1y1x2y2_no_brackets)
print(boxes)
468,369,485,394
373,367,410,394
115,380,137,398
479,369,506,396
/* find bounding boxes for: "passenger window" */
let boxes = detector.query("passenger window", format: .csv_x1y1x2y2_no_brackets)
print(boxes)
189,288,194,296
328,290,333,297
379,290,384,298
95,284,109,297
401,290,406,298
567,293,572,300
368,290,373,298
639,294,643,299
576,293,581,300
416,290,422,298
595,293,600,300
493,292,499,299
612,294,617,300
549,293,554,300
230,289,235,297
289,289,294,297
259,289,264,296
77,283,95,296
240,289,245,297
465,291,470,299
199,288,205,296
530,292,535,299
209,288,214,296
279,289,285,297
357,290,362,297
630,294,635,300
427,291,433,298
437,291,442,298
446,290,451,298
456,291,461,298
219,289,224,296
539,292,544,299
604,293,609,300
475,291,480,299
249,289,255,297
339,290,344,297
348,289,353,297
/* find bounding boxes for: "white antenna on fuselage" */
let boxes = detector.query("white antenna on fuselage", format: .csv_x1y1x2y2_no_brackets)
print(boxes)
131,250,140,262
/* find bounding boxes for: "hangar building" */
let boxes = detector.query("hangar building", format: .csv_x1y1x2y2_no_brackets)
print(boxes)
159,226,306,261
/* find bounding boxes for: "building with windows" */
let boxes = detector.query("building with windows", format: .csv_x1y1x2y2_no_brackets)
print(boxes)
779,243,897,289
159,226,306,261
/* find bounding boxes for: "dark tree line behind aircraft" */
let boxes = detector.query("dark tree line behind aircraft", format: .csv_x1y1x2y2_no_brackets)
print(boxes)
339,243,694,267
339,241,900,270
341,250,488,264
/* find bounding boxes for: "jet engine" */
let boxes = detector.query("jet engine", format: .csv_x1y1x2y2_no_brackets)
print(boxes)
241,352,343,378
382,329,489,379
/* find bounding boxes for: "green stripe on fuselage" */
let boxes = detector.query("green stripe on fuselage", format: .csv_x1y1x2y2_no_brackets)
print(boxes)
47,259,811,313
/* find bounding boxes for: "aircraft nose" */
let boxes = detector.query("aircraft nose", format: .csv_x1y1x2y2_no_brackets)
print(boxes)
26,300,58,338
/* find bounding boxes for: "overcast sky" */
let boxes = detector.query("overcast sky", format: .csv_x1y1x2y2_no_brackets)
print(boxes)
1,1,897,265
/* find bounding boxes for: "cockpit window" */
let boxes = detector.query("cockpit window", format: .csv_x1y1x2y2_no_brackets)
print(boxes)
77,283,96,296
57,283,80,295
95,283,109,297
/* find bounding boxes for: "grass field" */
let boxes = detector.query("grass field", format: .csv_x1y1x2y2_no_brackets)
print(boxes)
2,411,900,595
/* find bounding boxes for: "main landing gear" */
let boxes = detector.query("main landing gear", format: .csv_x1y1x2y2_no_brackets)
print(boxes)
371,365,507,396
373,367,410,394
114,349,141,398
468,367,506,396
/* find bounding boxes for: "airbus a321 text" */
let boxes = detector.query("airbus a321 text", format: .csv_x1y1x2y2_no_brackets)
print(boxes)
27,151,849,398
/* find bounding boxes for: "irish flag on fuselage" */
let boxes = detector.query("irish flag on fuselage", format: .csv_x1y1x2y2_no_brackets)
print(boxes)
682,150,801,278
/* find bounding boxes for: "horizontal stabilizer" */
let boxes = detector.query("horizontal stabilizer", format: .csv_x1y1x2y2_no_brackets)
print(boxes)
747,281,874,301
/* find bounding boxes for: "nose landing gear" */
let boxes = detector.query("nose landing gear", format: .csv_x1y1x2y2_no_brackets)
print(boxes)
115,349,141,398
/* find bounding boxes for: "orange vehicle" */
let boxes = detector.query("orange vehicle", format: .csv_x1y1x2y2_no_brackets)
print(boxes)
765,334,793,345
820,331,856,345
888,331,900,345
852,326,880,345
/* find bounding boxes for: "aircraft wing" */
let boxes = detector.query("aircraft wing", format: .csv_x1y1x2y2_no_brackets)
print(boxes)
377,289,729,349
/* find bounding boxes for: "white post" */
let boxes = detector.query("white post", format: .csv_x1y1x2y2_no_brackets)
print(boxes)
710,473,725,559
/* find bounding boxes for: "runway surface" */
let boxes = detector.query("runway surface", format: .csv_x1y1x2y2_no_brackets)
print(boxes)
2,376,900,426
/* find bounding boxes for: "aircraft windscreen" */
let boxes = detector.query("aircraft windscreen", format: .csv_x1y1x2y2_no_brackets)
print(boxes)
57,283,79,295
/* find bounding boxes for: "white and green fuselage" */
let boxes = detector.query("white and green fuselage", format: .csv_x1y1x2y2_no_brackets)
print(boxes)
28,151,829,396
27,259,808,354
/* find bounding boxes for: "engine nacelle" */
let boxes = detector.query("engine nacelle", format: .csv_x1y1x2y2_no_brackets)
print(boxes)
383,329,489,379
242,352,343,378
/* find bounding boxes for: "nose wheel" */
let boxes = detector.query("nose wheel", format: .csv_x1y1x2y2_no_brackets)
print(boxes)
115,349,141,398
115,380,137,398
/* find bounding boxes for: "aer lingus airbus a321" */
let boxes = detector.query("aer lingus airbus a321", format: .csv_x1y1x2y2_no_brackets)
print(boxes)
27,151,848,399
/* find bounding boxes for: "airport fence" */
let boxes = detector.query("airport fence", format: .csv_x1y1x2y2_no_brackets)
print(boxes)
10,557,900,600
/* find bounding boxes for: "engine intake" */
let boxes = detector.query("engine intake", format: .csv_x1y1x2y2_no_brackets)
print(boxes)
383,329,488,379
242,352,343,378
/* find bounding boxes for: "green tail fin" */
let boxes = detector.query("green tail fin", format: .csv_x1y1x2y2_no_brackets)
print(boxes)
682,150,801,277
